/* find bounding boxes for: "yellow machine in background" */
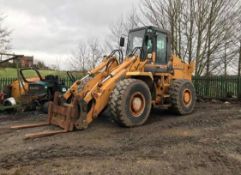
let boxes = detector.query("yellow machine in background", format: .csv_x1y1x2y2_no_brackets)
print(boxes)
12,26,196,139
0,55,67,112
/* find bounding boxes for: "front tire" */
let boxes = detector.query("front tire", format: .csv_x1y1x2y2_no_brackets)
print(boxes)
169,79,196,115
109,79,152,127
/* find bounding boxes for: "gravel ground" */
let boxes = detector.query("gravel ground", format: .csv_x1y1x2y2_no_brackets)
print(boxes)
0,102,240,175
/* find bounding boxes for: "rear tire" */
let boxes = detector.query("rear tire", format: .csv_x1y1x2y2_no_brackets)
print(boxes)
169,79,196,115
109,79,152,127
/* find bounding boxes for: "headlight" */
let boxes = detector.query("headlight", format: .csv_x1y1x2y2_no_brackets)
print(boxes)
62,88,67,92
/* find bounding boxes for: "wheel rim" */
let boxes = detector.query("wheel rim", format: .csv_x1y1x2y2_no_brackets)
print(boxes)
183,89,192,106
130,92,145,117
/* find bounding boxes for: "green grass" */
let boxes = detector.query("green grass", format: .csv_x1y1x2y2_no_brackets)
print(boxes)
0,68,81,78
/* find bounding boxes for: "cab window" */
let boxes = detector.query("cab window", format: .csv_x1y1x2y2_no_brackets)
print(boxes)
156,32,167,64
141,36,153,60
126,29,145,55
146,39,152,54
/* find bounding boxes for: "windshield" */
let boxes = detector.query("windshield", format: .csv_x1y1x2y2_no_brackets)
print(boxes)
126,29,145,55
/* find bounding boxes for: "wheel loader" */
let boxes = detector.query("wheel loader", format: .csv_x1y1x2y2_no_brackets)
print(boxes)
12,26,196,139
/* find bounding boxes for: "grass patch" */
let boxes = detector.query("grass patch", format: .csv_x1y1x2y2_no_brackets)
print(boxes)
0,68,81,78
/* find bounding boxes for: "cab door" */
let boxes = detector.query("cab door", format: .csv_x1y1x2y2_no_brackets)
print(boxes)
155,32,168,65
143,30,170,73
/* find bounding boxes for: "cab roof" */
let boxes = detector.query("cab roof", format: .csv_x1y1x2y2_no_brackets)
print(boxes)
129,26,170,35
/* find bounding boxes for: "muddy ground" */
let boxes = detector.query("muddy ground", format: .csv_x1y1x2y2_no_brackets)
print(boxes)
0,102,240,175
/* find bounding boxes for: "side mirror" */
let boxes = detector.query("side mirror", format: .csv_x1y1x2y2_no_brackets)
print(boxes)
119,37,125,47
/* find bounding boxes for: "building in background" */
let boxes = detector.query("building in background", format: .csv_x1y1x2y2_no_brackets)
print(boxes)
13,56,34,67
0,53,50,69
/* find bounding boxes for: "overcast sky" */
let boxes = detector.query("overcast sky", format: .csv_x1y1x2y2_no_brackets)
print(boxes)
0,0,140,69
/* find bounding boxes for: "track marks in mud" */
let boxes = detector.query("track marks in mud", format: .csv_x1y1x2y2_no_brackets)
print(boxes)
0,127,12,135
0,103,241,174
0,135,197,169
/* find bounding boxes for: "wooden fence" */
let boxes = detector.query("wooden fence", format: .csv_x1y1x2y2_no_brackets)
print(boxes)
0,76,240,99
0,77,16,92
193,76,241,99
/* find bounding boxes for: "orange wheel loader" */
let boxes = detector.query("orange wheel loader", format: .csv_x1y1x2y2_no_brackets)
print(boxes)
12,26,196,139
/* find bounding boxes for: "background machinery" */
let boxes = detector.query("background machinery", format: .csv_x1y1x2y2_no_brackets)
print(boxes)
12,26,196,139
0,54,67,112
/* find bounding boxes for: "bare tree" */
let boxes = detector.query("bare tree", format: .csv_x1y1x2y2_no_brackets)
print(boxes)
88,38,103,69
105,16,126,52
0,13,11,59
236,15,241,76
70,38,104,71
70,41,89,71
70,0,241,75
141,0,241,76
239,42,241,76
105,8,142,53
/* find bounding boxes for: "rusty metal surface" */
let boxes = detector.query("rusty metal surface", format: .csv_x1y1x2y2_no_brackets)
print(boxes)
11,123,49,129
52,104,68,116
11,94,77,139
24,130,67,140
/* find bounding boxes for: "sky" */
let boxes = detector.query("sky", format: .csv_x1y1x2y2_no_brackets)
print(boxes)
0,0,141,69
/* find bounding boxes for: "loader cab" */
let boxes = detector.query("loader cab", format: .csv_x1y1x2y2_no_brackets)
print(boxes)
126,26,171,66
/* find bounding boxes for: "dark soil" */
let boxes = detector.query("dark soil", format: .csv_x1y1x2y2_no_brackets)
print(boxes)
0,102,240,175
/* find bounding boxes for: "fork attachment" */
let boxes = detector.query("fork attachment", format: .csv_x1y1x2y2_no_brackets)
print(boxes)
11,93,80,139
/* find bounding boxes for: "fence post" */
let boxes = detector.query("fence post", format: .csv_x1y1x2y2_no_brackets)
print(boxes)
238,76,241,98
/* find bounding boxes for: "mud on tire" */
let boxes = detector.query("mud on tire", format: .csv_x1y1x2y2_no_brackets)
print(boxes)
109,79,152,127
169,79,196,115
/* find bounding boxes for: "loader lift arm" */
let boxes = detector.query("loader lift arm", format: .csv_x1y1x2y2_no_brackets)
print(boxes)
63,49,123,101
